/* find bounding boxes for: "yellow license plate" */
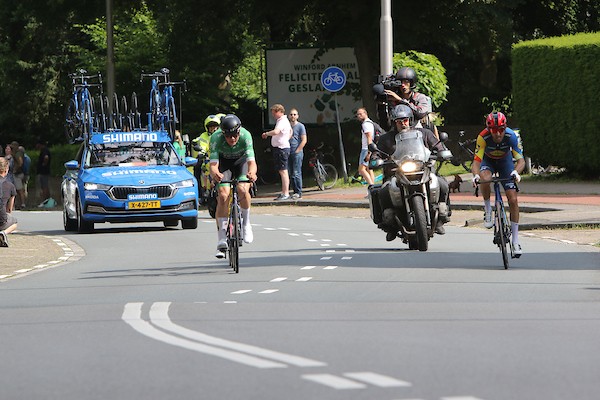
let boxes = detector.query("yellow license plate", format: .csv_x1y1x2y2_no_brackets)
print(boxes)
127,200,161,210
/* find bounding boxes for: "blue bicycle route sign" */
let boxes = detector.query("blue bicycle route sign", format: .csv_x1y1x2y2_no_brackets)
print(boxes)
320,66,346,93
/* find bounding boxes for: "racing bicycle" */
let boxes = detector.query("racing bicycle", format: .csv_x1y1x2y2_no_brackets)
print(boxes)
436,130,476,173
140,68,186,141
475,175,520,269
307,144,338,190
65,69,104,144
220,178,250,273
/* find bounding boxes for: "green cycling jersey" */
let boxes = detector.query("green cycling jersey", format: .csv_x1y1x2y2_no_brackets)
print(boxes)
209,127,255,162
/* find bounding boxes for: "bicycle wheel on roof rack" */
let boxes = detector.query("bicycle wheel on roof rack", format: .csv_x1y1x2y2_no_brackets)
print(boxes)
120,95,129,131
130,92,141,130
64,99,79,144
82,98,93,143
166,96,177,141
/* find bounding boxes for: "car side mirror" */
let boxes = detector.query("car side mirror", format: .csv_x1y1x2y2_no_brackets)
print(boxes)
64,160,79,170
184,157,198,167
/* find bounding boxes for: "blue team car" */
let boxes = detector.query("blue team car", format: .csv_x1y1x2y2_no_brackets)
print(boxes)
62,131,199,233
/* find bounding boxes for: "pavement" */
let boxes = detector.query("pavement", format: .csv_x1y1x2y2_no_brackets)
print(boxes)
1,175,599,281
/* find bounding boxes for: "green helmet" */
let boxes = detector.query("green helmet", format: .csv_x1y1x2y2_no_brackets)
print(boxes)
204,114,221,131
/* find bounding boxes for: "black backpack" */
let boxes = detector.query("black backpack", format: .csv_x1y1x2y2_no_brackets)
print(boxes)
365,120,384,143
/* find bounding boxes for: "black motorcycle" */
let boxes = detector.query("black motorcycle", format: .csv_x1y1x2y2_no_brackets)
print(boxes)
368,129,451,251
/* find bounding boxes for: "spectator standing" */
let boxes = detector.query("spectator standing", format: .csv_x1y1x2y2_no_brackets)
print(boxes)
0,157,18,247
262,104,292,200
19,146,31,209
4,144,14,185
11,142,26,209
173,130,186,159
355,107,375,191
36,138,53,207
288,108,307,200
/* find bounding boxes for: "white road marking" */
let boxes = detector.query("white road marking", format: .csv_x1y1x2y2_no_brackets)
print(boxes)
345,249,355,252
302,374,366,389
264,227,277,230
259,289,279,294
301,266,317,270
343,372,411,387
341,256,352,260
296,277,312,282
336,243,348,246
14,269,32,274
278,227,291,231
223,301,237,304
325,249,336,253
320,256,332,260
302,233,313,236
122,303,285,369
270,277,287,282
288,233,300,236
320,244,331,247
0,275,9,279
324,266,338,270
441,397,485,400
148,302,326,367
307,239,318,242
321,239,332,242
231,290,252,294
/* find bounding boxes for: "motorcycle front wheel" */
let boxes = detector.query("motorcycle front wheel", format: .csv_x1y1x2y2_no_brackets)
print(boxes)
409,195,428,251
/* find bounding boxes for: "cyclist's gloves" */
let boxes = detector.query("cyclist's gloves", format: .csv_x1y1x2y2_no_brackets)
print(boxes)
510,170,521,183
472,174,480,185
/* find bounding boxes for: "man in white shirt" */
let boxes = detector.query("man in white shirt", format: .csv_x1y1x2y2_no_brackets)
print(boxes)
356,107,375,191
262,104,292,200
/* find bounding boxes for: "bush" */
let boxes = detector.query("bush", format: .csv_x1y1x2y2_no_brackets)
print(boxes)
512,32,600,177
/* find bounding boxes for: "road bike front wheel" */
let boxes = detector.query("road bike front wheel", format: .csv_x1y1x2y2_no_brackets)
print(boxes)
495,204,510,269
321,163,338,190
227,204,240,273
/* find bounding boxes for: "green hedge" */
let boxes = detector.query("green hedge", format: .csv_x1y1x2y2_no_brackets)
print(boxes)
512,32,600,177
28,143,80,178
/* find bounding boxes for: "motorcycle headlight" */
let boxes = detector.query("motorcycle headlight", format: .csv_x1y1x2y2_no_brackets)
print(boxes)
173,179,194,188
400,161,419,173
84,182,111,191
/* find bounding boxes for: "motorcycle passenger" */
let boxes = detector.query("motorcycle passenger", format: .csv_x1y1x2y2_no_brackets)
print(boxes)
209,114,257,259
192,114,222,203
471,111,525,256
383,67,432,123
375,104,451,239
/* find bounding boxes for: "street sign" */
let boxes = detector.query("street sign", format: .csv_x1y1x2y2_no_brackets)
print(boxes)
320,66,346,93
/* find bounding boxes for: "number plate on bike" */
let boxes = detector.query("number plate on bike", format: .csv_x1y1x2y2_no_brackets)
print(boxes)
126,193,160,210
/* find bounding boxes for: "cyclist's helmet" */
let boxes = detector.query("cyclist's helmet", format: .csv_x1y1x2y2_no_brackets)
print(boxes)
391,104,413,122
220,114,241,137
486,112,507,131
204,114,221,131
395,67,417,89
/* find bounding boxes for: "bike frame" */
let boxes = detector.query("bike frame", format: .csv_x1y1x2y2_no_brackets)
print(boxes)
141,68,185,140
476,175,518,269
220,178,249,273
66,70,103,143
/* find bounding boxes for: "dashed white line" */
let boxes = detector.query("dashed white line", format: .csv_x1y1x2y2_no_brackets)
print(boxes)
324,266,338,270
341,256,352,260
343,372,411,387
259,289,279,294
296,277,312,282
270,277,287,282
302,374,366,389
301,266,317,270
231,290,252,294
320,256,332,260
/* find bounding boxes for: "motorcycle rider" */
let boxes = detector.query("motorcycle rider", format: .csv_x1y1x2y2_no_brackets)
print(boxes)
192,114,224,203
373,104,451,239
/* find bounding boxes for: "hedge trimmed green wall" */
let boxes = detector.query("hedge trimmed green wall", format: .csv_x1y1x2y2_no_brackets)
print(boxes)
512,32,600,177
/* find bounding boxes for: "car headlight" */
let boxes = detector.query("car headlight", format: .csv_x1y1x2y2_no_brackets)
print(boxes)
173,179,194,188
84,182,111,191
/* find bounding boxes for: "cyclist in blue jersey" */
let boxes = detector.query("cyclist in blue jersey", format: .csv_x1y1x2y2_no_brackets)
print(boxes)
472,112,525,255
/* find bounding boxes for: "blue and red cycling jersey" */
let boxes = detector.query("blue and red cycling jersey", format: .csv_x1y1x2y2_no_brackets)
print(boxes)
473,127,524,163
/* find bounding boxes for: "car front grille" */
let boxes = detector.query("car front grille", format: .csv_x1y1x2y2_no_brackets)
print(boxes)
109,185,174,200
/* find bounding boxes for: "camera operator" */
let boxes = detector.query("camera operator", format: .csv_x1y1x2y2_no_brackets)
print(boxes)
382,67,431,123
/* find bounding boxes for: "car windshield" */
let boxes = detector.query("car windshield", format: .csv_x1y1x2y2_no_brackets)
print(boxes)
85,142,180,168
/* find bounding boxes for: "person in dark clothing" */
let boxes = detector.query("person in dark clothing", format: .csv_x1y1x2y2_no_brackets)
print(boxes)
35,137,53,206
374,104,451,235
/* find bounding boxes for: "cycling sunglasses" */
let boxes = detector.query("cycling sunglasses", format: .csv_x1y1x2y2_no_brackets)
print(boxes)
224,131,240,138
489,126,506,133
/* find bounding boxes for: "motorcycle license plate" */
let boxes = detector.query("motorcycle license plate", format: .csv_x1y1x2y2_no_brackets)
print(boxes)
127,200,161,210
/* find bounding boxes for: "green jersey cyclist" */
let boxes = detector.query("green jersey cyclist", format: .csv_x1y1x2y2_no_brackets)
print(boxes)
209,114,258,258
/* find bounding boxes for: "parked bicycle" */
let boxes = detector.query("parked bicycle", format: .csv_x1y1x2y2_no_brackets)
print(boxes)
307,143,338,190
219,178,249,273
140,68,187,141
65,69,104,144
475,175,520,269
436,130,476,173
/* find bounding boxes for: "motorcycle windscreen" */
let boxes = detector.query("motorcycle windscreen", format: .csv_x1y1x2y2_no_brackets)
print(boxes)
392,129,431,163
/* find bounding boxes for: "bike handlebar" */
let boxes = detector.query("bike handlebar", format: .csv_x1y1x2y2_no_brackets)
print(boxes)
474,176,519,197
